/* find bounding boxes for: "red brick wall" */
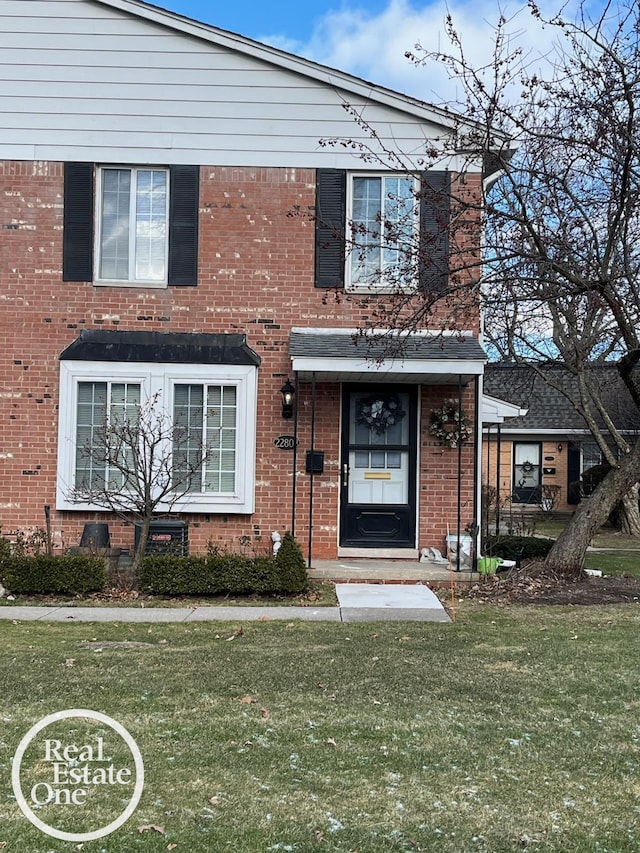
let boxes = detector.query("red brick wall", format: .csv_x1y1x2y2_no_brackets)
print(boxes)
0,162,481,559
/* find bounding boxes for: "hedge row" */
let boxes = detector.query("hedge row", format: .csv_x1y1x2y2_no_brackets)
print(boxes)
0,531,308,596
0,554,106,595
140,532,308,595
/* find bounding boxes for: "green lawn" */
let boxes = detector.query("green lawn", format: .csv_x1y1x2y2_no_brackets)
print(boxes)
584,549,640,576
512,517,640,577
2,606,640,852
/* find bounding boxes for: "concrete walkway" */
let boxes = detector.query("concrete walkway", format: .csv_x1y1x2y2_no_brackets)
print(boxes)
336,583,450,622
0,583,450,623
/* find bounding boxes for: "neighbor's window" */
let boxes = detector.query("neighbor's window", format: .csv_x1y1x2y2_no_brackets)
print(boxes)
348,174,417,289
97,167,169,283
172,384,238,493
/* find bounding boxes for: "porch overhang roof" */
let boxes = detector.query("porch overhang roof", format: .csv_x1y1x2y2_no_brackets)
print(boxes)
481,394,528,424
290,328,486,383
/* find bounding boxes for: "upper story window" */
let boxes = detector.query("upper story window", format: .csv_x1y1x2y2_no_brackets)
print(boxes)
348,174,417,291
63,163,199,287
97,167,169,285
314,169,450,296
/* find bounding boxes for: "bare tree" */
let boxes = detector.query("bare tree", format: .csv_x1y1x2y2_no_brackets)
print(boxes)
322,0,640,570
68,392,208,571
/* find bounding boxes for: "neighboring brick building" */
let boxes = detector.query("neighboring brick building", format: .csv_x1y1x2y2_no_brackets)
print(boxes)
0,0,491,562
483,363,640,515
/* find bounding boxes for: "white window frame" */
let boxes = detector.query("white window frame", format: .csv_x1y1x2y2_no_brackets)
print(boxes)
345,172,418,293
56,361,257,513
94,166,170,288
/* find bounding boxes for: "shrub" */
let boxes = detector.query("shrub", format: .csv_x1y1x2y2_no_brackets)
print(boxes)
0,554,106,594
275,532,307,593
484,534,555,561
140,533,308,596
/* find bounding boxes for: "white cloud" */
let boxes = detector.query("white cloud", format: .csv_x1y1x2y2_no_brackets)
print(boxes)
264,0,591,105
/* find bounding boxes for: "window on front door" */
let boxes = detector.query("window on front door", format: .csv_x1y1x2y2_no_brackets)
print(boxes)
513,442,542,503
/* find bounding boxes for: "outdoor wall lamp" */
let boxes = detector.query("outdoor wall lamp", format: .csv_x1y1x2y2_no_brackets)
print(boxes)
280,379,296,419
557,443,564,453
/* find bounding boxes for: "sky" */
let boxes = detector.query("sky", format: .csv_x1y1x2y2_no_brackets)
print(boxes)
150,0,610,102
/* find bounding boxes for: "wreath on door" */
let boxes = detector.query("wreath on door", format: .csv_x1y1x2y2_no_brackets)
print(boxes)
520,460,535,474
430,399,472,448
356,395,406,435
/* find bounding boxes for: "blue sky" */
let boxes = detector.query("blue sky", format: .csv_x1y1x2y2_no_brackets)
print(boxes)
161,0,392,44
151,0,609,100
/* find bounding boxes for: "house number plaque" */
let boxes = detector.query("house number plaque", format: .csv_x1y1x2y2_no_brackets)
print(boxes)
274,435,298,451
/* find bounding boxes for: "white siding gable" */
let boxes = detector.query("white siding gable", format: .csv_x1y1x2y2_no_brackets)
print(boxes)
0,0,467,169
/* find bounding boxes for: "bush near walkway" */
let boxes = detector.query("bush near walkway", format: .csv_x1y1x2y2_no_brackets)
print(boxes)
0,553,106,594
485,534,555,561
140,531,308,596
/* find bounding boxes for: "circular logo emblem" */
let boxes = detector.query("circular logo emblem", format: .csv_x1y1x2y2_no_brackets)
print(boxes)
12,709,144,842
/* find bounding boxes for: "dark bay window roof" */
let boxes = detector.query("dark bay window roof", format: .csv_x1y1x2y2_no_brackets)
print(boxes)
60,330,261,366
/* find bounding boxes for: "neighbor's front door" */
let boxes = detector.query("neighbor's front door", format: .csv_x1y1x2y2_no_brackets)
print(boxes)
513,441,542,503
340,385,417,548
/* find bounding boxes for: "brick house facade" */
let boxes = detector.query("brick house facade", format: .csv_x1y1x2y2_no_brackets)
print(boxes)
0,0,489,563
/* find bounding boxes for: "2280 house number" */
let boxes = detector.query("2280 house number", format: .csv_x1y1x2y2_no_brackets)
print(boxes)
274,435,298,450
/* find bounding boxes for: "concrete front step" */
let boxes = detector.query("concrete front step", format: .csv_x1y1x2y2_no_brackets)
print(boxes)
309,559,476,585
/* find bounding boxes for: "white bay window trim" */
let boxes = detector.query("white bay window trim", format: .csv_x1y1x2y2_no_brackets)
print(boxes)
56,360,257,513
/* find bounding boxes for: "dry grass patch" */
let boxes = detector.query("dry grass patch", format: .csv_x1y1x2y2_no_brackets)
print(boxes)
0,606,639,851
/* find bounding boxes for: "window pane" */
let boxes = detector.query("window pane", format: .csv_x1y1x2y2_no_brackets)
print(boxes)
387,451,401,468
173,383,238,494
99,169,131,280
382,176,415,278
134,169,167,281
350,175,415,286
219,471,235,492
371,451,386,468
75,382,107,489
204,385,237,493
354,451,369,468
173,384,204,491
75,381,140,491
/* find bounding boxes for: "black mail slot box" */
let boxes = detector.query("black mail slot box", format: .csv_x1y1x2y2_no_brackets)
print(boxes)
543,467,556,475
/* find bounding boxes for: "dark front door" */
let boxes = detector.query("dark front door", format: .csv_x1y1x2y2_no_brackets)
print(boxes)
340,385,417,548
513,441,542,503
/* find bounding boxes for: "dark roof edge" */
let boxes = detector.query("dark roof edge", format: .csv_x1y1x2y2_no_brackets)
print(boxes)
59,329,261,366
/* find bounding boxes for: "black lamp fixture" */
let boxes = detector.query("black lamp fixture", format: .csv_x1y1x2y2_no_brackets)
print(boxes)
280,379,296,419
557,443,564,453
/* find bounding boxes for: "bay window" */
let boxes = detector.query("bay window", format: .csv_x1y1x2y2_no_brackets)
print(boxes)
57,361,257,513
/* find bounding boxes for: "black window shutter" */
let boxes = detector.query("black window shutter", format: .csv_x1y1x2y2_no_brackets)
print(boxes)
168,165,199,286
315,169,346,289
63,162,94,282
419,170,450,297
